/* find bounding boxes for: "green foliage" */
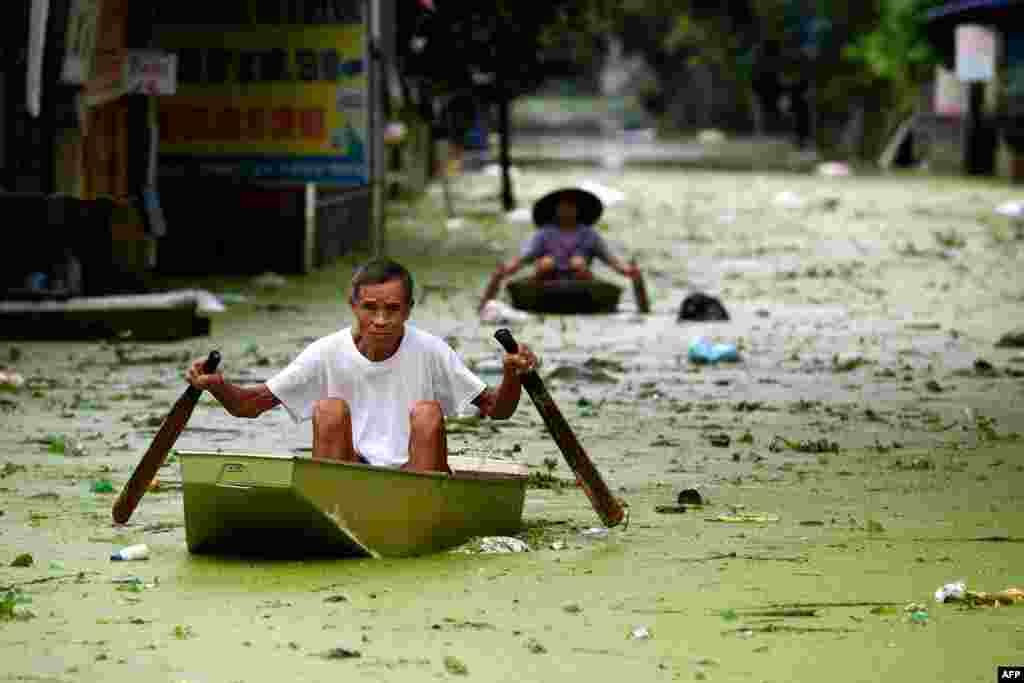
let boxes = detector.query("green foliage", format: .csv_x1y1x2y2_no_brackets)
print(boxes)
843,0,946,84
396,1,611,104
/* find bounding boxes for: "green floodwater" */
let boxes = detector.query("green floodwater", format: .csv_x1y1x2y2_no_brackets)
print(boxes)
2,165,1024,682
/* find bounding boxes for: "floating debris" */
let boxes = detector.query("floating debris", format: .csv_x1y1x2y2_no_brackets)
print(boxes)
10,553,33,568
0,370,25,391
934,580,1024,607
172,625,195,639
706,513,780,524
629,626,652,640
443,655,469,675
525,637,547,654
677,489,705,506
456,537,530,554
996,328,1024,348
90,479,115,494
769,436,839,454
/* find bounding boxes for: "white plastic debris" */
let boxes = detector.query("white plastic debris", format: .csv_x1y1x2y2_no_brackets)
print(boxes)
111,544,150,561
0,370,26,390
994,200,1024,218
629,626,652,640
935,580,967,603
578,180,627,207
773,191,805,210
473,537,530,554
504,207,532,223
816,161,852,177
580,527,610,539
480,299,531,324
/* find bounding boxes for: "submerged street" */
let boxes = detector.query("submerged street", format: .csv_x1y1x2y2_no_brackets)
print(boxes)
2,163,1024,682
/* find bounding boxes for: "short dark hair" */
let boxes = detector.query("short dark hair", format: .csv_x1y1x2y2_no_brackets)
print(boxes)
350,258,415,307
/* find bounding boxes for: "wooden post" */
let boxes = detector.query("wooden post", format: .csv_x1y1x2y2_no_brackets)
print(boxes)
963,82,996,176
499,92,515,211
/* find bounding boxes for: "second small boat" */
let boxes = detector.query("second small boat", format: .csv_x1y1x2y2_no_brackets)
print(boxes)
505,277,623,315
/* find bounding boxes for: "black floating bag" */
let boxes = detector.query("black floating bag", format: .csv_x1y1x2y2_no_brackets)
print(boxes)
677,292,730,322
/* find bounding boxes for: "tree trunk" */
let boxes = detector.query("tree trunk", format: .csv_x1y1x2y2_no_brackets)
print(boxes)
499,94,515,211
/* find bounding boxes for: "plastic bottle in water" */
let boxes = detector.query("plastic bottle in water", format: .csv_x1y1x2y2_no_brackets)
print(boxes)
688,336,739,364
110,544,150,561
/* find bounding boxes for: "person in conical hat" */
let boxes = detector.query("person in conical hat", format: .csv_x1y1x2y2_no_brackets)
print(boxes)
497,187,639,282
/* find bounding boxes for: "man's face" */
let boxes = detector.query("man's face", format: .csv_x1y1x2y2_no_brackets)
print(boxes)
556,198,577,226
351,278,411,345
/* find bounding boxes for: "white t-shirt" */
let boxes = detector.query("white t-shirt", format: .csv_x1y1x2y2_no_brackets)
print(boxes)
266,325,486,467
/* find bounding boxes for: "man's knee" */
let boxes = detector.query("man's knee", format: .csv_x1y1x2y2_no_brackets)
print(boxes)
313,399,351,430
410,400,444,432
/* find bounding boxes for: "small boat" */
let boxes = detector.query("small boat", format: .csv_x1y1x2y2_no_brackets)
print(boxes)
505,277,623,315
178,450,528,558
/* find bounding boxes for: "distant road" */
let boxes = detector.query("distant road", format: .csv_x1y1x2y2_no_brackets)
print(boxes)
506,132,816,171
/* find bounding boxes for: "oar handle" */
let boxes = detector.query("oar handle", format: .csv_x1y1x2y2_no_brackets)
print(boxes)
494,328,518,354
185,351,223,400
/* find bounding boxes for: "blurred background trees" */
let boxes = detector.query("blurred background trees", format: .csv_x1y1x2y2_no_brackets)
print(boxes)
392,0,948,204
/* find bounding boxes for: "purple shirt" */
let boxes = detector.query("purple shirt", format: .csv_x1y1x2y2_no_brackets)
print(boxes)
520,224,612,272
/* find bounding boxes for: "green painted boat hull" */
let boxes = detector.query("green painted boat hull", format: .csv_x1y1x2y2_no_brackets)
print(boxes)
179,451,527,558
506,277,622,314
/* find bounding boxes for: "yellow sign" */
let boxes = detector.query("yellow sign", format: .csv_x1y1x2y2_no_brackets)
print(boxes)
155,24,367,184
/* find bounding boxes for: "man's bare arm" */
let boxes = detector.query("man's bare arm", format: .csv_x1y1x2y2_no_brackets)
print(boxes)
186,357,280,418
471,342,538,420
206,382,280,418
473,384,519,420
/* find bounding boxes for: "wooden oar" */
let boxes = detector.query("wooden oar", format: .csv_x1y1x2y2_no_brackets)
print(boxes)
112,351,220,524
478,265,505,313
494,329,625,527
630,258,650,314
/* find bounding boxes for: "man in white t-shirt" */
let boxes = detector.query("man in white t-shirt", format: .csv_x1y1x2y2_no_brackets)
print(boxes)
185,258,538,473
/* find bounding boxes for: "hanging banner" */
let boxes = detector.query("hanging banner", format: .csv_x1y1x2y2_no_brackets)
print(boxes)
956,24,996,83
933,66,965,116
61,0,100,84
155,23,368,185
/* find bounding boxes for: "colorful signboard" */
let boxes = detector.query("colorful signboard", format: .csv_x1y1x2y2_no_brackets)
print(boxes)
124,51,178,95
956,24,996,83
155,24,367,185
